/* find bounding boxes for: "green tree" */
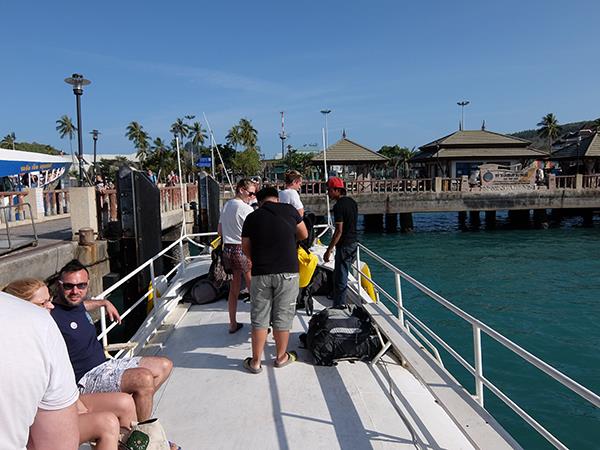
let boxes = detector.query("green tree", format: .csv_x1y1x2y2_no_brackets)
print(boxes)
537,113,561,154
283,149,314,174
170,118,190,143
378,145,415,177
1,132,16,150
233,148,261,176
188,122,207,150
225,124,242,150
55,115,77,157
97,156,136,182
125,121,150,163
238,118,258,151
146,137,174,181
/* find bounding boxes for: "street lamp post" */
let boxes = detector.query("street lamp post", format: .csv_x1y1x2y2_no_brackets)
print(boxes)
90,129,100,178
576,135,582,174
320,109,331,178
279,111,287,159
457,100,470,130
64,74,91,185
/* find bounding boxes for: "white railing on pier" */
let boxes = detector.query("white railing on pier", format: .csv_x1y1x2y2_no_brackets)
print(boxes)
351,240,599,450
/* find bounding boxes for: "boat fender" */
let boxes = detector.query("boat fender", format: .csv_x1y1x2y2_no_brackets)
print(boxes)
360,263,378,302
147,275,168,313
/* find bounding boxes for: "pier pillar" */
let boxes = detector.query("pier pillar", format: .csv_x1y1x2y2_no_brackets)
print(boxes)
550,208,563,225
508,209,530,227
24,188,44,220
582,209,594,227
485,210,496,228
364,214,383,232
533,209,549,229
385,213,398,232
399,213,414,233
575,174,584,190
434,177,443,192
69,187,98,239
458,211,467,228
469,211,481,227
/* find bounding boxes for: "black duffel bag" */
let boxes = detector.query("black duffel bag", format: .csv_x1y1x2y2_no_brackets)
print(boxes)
300,305,382,366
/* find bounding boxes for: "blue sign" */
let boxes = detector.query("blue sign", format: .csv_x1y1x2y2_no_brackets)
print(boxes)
196,157,212,168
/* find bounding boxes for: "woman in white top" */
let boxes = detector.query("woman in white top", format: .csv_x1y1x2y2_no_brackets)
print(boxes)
278,169,304,217
218,179,257,333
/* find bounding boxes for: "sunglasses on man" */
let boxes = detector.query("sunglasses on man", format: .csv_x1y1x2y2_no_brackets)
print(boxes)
59,281,89,291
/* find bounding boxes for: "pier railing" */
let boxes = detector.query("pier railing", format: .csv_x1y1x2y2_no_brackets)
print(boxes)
0,191,26,223
95,183,198,230
221,174,600,197
351,240,600,450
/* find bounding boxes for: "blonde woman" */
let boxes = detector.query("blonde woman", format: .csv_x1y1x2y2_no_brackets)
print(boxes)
218,178,257,333
279,170,304,217
3,278,137,450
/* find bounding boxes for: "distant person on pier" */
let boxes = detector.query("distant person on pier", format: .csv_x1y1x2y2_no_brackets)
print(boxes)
146,169,157,184
241,187,308,373
324,177,358,309
0,291,79,450
218,178,257,333
279,169,304,217
3,278,138,450
50,259,173,422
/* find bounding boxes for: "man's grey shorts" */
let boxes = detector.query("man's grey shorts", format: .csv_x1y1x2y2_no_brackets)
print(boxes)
250,273,299,330
78,357,142,394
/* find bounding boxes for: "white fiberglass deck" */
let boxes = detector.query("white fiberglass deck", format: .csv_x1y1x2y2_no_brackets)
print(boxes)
151,299,476,450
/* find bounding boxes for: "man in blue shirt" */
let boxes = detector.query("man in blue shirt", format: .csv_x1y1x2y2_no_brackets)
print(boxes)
51,259,173,421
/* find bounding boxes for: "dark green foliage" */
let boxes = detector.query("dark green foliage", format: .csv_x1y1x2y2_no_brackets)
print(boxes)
10,141,61,155
511,118,599,149
282,149,314,174
378,145,415,177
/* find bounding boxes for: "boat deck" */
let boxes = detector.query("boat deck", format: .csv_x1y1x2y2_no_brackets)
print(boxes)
150,298,476,449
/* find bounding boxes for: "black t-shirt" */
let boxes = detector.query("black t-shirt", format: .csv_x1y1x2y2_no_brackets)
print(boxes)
332,196,358,247
241,202,302,276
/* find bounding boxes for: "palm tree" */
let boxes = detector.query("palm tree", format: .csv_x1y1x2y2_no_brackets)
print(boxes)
150,137,171,181
125,121,150,162
1,132,16,149
170,118,190,143
225,124,242,150
537,113,561,154
187,121,208,168
55,115,77,157
238,118,258,151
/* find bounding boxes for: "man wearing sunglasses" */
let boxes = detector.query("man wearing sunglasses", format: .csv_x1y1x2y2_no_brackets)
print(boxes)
51,259,173,422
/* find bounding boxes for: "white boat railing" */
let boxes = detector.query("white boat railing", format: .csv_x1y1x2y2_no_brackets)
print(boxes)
95,232,218,356
352,240,600,450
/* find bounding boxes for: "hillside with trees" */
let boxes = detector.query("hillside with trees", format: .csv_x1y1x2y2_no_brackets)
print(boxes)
511,118,599,149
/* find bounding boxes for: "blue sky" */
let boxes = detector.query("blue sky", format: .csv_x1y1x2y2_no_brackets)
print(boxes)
2,1,599,158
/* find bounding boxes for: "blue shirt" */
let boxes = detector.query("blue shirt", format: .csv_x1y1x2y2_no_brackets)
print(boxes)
51,302,106,382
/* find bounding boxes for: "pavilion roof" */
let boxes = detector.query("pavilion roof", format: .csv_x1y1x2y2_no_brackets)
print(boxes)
412,130,545,161
551,132,600,159
311,138,388,164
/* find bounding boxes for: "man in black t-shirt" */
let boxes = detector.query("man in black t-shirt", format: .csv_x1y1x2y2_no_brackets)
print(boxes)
241,187,308,374
323,177,358,308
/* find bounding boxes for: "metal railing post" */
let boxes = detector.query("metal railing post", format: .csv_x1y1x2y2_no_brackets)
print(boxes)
356,246,363,299
100,306,108,349
149,259,159,310
473,324,484,406
395,272,404,326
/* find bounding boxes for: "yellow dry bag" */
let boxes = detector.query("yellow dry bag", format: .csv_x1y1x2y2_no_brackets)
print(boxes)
298,246,318,288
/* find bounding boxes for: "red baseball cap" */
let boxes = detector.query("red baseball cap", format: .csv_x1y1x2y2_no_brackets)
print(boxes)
327,177,345,190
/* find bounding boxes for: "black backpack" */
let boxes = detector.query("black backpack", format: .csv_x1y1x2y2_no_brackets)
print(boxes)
300,306,382,366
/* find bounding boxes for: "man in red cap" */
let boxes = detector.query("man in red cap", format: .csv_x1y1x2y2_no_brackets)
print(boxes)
324,177,358,309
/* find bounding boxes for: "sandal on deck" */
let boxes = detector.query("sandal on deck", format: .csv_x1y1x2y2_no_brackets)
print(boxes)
274,351,297,368
243,357,263,374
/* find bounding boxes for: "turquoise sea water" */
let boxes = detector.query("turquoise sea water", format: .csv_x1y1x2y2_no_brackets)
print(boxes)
356,212,600,450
